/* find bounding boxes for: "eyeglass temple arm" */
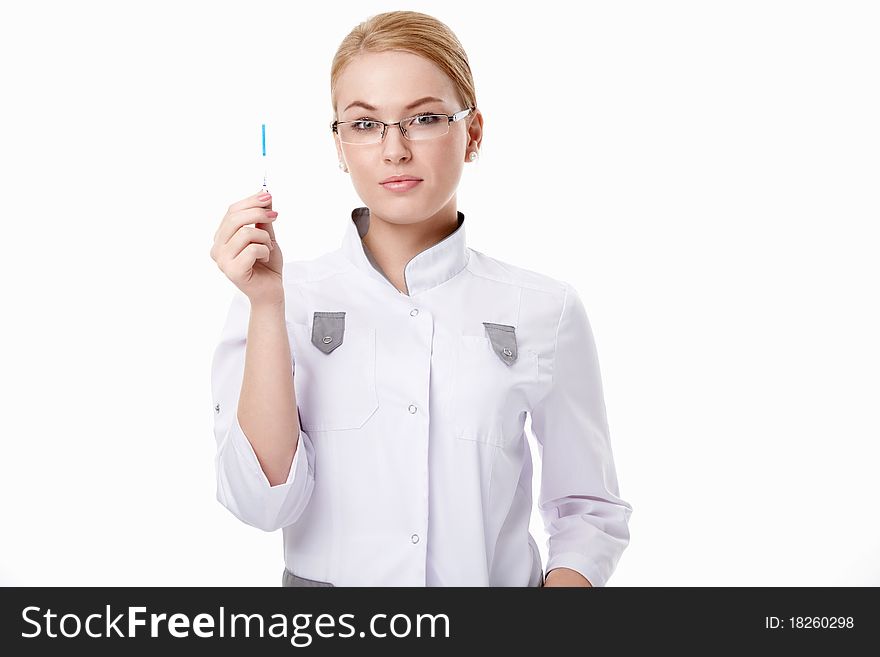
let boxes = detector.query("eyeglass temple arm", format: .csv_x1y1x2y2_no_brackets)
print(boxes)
450,107,474,123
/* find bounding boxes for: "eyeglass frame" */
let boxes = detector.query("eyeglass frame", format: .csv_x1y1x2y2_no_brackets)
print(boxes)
331,106,476,144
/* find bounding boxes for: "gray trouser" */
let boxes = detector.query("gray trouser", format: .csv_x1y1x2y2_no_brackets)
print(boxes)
282,568,335,587
281,567,544,587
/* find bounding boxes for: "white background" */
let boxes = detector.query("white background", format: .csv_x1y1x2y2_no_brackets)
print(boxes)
1,0,877,586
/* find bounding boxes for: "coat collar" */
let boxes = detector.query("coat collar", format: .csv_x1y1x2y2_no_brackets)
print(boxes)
340,206,469,297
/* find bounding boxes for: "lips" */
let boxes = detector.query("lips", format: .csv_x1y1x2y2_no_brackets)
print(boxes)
380,179,423,192
379,175,423,184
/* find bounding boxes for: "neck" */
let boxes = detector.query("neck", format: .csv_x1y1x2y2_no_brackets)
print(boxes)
362,202,460,295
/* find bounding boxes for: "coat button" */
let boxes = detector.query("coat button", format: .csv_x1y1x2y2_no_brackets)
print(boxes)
411,533,420,544
502,348,512,357
410,308,419,317
322,336,333,344
408,404,417,414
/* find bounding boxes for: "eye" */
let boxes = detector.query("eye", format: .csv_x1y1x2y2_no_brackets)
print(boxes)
412,112,442,125
352,120,378,131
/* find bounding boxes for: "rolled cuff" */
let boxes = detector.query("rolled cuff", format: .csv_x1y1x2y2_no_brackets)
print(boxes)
228,413,304,488
216,415,315,531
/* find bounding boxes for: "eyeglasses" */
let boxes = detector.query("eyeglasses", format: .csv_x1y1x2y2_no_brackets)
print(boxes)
331,106,475,145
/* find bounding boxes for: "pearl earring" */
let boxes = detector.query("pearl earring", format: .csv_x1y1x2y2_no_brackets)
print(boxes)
339,161,347,171
469,151,478,161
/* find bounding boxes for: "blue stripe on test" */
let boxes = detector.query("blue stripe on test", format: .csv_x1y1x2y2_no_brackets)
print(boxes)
262,124,266,156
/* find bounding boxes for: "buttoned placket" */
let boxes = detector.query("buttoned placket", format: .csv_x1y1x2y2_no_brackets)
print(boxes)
340,207,469,576
409,301,427,564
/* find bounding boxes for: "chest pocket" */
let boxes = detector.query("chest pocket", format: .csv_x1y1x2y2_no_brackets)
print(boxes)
288,312,379,432
450,323,538,447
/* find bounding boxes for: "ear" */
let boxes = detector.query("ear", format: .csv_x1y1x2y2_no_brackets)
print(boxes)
333,133,348,169
467,108,484,151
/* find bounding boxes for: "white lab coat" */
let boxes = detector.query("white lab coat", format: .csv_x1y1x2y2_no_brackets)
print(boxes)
211,206,632,586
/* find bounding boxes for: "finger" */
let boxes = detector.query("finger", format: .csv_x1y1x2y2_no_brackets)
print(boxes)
214,190,273,242
229,243,272,280
222,225,274,262
226,190,274,215
215,206,277,245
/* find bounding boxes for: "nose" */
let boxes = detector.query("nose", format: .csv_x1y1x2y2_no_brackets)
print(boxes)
382,123,412,164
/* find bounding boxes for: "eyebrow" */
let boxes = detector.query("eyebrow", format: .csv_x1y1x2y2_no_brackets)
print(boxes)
343,96,447,113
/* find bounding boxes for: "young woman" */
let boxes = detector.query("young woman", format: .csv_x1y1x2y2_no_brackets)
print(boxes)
210,11,632,587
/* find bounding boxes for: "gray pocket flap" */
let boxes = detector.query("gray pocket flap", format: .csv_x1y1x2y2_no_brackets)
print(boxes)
311,312,345,354
482,322,517,365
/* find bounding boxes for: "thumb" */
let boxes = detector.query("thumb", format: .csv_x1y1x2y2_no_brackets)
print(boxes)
256,209,278,252
261,218,277,245
256,188,275,241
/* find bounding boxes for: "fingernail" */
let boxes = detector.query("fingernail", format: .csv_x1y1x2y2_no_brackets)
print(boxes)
267,210,278,217
258,193,271,201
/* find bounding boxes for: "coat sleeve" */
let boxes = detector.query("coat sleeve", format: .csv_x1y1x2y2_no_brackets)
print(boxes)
210,289,315,532
529,283,632,586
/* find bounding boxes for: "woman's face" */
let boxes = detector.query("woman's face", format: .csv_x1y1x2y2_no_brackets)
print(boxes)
334,50,482,226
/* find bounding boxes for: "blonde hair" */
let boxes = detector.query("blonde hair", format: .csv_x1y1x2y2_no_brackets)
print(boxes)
330,11,477,122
